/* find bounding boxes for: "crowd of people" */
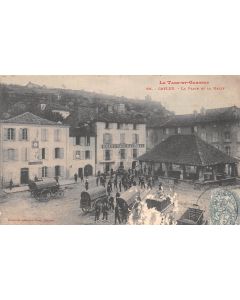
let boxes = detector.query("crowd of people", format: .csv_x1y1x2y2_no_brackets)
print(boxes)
91,167,164,224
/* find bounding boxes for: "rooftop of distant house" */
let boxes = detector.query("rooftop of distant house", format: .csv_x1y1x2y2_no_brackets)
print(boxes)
0,112,69,126
149,105,240,128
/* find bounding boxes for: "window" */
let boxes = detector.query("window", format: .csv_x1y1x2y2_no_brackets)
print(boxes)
85,150,90,159
103,133,112,144
105,150,111,161
86,136,90,146
54,129,61,141
224,131,231,141
163,128,169,135
7,128,15,140
19,128,28,140
80,137,85,146
41,128,48,141
117,123,123,130
75,150,81,159
225,146,231,155
132,134,139,144
55,166,61,177
76,136,80,145
120,133,125,144
105,122,109,129
55,148,64,159
42,167,48,177
133,149,138,159
42,148,46,159
8,149,16,161
177,127,181,134
120,149,126,159
133,124,137,130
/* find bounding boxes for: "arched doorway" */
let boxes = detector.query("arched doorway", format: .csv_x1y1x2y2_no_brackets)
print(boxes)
84,164,93,176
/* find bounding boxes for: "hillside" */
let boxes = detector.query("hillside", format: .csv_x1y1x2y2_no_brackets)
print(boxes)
0,82,173,126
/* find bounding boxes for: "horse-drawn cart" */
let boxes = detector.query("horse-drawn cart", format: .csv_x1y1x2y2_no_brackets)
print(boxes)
80,186,107,212
28,179,65,201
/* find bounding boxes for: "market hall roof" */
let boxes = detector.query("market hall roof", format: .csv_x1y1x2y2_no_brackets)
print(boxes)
137,134,238,166
0,112,69,126
151,106,240,128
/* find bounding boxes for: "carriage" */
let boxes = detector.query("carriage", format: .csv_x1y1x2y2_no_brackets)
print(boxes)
177,204,205,225
28,179,65,201
117,186,141,210
80,186,107,212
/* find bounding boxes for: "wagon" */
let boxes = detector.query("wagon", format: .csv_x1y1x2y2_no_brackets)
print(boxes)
117,186,141,209
28,179,65,201
80,186,107,212
146,195,172,213
177,204,205,225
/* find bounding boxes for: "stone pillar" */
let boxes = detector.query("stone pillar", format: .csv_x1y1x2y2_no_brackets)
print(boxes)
212,167,217,181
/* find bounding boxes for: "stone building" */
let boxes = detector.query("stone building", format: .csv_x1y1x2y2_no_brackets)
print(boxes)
0,112,69,187
93,111,146,174
147,106,240,173
68,126,96,178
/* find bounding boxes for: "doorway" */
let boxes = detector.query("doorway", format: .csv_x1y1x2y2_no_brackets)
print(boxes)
20,168,29,184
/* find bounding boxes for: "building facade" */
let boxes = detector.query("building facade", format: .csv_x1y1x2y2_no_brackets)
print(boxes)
147,106,240,174
68,127,96,178
94,116,146,174
0,112,69,187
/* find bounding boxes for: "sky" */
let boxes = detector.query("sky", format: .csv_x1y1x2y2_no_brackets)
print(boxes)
0,75,240,114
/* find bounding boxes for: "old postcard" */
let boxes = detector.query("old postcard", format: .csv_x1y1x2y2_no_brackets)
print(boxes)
0,75,240,225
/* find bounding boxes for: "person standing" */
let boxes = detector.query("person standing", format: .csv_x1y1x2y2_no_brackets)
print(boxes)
118,180,122,192
96,176,99,187
114,204,121,225
80,174,84,183
74,173,78,183
114,177,118,190
102,200,109,221
94,203,101,222
85,179,89,190
109,196,114,211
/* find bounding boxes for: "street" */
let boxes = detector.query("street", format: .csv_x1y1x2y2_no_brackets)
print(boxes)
0,176,214,225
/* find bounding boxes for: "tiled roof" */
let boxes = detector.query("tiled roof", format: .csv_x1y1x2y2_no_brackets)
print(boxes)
94,111,146,124
138,134,238,166
153,106,240,128
0,112,68,126
69,126,96,137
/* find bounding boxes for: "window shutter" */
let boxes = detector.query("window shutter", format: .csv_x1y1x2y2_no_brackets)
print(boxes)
73,137,76,146
14,149,19,161
3,128,8,140
48,167,53,178
60,148,64,159
13,129,16,140
60,166,64,177
90,151,92,159
19,128,22,141
21,148,25,161
45,148,49,160
39,149,42,160
81,151,85,160
73,150,76,160
53,148,56,159
38,167,42,178
3,149,8,161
